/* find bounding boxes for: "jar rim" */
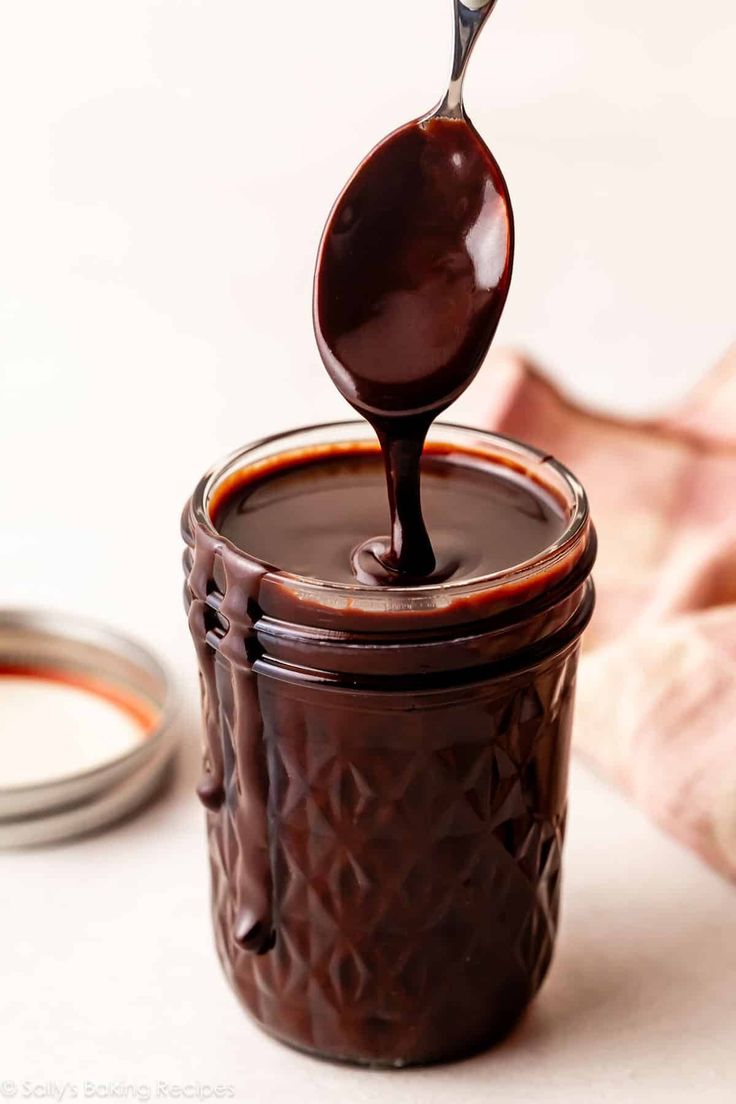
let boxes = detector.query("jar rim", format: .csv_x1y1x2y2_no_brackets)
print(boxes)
190,420,591,614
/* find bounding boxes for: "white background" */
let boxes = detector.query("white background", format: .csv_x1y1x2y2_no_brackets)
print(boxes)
1,1,735,1100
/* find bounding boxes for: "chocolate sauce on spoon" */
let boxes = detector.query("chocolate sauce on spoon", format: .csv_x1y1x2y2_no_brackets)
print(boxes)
314,1,513,583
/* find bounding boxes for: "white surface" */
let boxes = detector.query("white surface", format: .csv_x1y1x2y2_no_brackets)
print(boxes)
0,0,735,1099
0,753,734,1103
0,676,145,787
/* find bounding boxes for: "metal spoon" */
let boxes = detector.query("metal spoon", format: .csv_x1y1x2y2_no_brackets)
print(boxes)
436,0,502,120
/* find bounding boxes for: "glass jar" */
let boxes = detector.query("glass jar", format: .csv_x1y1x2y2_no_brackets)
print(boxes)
182,421,596,1068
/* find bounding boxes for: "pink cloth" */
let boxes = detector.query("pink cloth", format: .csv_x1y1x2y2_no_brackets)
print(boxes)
486,346,736,880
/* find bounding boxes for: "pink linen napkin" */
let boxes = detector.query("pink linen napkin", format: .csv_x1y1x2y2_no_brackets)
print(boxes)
485,346,736,880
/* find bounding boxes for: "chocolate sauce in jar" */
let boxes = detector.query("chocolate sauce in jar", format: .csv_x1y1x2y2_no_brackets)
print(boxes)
183,426,596,1067
213,444,562,587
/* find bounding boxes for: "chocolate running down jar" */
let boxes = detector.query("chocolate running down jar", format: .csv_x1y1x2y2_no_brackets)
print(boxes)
182,421,596,1068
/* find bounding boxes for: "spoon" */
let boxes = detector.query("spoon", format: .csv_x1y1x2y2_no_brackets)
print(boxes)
314,0,513,582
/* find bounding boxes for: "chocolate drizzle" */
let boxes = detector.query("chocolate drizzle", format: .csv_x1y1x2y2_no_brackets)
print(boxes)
314,116,513,580
182,505,274,956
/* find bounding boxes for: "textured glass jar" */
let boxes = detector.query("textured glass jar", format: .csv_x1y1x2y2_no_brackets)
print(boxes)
182,422,596,1068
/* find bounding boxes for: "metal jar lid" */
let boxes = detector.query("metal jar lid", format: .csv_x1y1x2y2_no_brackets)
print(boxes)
0,608,178,847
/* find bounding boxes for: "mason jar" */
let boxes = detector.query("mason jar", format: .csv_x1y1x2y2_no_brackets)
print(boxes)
182,421,596,1068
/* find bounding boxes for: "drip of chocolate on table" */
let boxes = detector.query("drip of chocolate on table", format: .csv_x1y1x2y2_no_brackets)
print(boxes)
314,116,513,585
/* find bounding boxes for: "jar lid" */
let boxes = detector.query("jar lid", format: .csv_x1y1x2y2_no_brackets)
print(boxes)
0,608,177,847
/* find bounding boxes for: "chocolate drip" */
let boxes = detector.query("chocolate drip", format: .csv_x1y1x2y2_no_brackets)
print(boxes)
182,506,274,956
371,416,436,580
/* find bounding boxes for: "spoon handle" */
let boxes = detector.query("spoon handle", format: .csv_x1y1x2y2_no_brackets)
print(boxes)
440,0,501,119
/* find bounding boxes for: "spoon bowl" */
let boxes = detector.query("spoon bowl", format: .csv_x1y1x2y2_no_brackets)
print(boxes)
314,114,513,421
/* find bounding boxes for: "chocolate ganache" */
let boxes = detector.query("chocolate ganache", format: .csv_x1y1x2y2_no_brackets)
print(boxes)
213,443,563,587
